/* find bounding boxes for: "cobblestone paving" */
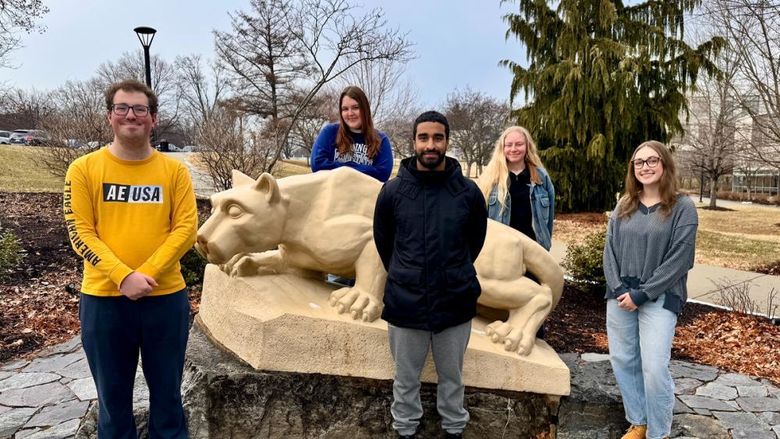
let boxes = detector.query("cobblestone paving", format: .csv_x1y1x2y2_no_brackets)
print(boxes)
0,338,778,438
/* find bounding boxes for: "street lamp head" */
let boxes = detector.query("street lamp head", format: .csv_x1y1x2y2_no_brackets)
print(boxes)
134,26,157,48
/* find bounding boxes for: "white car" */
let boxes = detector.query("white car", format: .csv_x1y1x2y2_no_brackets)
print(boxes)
0,130,10,144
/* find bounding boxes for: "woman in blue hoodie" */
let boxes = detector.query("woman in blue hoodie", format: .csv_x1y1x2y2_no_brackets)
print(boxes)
310,86,393,182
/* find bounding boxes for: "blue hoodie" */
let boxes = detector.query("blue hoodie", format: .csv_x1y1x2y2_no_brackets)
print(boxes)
311,123,393,182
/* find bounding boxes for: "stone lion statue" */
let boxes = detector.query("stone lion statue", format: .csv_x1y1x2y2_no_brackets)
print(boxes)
195,167,564,355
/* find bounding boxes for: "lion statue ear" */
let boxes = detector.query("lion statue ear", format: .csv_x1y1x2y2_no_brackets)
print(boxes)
255,173,281,204
231,170,256,188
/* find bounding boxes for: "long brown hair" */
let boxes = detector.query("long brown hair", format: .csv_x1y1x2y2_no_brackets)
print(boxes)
336,86,380,159
617,140,680,218
477,126,545,212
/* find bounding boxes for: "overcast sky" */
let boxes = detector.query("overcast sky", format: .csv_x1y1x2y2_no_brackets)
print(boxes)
1,0,525,108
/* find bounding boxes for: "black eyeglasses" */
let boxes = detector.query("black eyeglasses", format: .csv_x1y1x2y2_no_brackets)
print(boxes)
633,156,662,169
111,104,150,117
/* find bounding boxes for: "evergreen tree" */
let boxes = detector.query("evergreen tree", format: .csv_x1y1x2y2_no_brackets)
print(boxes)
502,0,724,211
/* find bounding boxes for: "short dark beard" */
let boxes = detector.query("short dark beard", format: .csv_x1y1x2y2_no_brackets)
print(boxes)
416,150,445,170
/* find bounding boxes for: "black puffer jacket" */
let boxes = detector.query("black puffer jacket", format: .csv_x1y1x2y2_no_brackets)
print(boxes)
373,157,488,332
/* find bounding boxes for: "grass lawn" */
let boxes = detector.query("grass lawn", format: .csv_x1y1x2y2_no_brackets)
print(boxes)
0,145,63,193
696,230,780,269
275,159,312,178
694,203,780,270
697,204,780,241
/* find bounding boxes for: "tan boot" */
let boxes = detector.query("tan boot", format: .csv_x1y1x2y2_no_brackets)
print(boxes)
621,424,647,439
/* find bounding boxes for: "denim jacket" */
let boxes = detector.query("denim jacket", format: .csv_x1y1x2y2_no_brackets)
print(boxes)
487,166,555,250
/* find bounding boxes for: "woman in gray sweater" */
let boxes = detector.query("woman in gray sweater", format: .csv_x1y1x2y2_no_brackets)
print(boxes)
603,140,698,439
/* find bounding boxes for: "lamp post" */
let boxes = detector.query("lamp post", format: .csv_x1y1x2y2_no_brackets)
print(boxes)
134,26,157,146
133,26,156,90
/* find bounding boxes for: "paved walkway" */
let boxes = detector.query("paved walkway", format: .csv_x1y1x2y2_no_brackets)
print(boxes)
564,353,780,438
164,152,217,198
0,336,778,438
691,195,780,211
0,338,149,439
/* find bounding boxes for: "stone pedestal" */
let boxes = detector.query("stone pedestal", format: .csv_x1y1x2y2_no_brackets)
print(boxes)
556,353,628,439
197,264,570,396
182,323,558,438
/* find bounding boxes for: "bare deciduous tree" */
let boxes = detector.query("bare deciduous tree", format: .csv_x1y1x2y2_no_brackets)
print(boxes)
174,54,227,144
36,78,112,177
703,0,780,170
338,58,416,124
677,45,741,208
337,57,419,163
197,104,273,191
287,88,336,163
443,88,508,177
215,0,412,173
381,113,416,160
0,0,48,68
0,87,53,128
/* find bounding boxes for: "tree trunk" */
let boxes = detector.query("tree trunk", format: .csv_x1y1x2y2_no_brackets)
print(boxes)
709,177,718,208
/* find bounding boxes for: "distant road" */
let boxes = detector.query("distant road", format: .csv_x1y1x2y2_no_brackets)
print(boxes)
689,195,780,210
164,152,216,197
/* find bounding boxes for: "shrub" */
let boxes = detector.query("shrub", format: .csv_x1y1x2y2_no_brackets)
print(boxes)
180,198,213,288
180,247,207,287
562,229,606,293
0,230,25,281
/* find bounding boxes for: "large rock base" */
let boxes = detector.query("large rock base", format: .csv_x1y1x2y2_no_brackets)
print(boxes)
182,322,558,438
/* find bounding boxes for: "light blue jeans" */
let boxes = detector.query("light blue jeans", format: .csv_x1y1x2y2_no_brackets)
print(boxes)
607,294,677,439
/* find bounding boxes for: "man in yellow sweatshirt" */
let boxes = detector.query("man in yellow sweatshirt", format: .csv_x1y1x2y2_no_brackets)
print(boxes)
64,79,197,439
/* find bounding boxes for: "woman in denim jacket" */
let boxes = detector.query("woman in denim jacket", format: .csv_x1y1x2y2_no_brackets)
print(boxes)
478,126,555,338
478,126,555,250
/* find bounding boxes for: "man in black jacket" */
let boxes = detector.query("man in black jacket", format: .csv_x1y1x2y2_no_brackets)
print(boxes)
373,111,488,439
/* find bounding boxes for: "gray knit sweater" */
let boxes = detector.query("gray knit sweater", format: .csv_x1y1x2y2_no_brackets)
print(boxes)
603,194,698,314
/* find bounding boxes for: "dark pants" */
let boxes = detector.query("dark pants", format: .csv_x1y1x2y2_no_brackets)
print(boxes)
80,289,190,439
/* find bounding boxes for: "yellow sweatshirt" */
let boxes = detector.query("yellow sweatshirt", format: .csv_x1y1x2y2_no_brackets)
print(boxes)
63,147,198,296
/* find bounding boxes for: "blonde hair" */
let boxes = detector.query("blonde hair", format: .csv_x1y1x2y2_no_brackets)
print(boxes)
617,140,680,218
478,126,544,213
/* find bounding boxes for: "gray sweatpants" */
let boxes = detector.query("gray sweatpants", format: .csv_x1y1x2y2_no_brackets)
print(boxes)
388,321,472,436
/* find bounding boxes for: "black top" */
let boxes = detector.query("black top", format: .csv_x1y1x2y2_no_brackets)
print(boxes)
373,157,488,332
508,167,536,242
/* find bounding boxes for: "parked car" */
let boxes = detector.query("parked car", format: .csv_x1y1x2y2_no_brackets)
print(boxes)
8,129,49,145
24,130,50,145
154,140,177,152
9,129,31,144
0,130,10,144
65,139,85,148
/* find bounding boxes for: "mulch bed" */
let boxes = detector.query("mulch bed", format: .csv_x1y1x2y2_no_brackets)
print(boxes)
556,211,609,226
753,260,780,276
0,192,82,362
699,206,736,211
1,192,778,385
